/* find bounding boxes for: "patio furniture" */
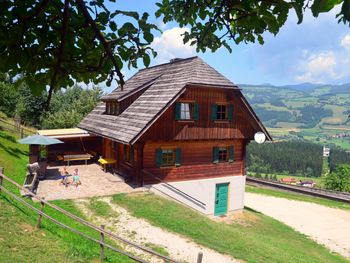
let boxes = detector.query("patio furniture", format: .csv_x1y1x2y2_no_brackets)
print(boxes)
98,157,116,172
63,153,92,166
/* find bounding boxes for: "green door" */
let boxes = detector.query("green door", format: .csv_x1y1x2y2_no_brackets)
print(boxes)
214,183,229,216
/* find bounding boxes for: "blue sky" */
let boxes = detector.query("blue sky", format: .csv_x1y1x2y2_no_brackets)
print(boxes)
105,1,350,89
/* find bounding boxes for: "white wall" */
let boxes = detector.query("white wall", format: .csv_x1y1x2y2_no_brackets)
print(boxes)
149,176,246,215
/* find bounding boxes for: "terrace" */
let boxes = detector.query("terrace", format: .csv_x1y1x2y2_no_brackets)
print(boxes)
36,163,144,201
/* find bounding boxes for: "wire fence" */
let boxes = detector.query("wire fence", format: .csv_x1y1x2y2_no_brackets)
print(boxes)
0,170,204,263
0,118,36,138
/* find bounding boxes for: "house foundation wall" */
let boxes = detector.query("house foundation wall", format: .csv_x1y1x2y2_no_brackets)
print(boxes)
149,175,246,215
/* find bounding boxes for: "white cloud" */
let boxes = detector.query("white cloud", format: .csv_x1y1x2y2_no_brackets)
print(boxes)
295,36,350,83
151,27,196,63
340,34,350,50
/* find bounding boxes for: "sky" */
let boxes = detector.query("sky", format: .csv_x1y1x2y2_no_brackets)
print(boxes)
104,1,350,90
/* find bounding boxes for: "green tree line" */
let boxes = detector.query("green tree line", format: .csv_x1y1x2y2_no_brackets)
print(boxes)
0,75,102,129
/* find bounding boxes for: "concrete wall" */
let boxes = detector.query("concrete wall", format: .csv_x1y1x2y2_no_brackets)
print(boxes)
149,176,246,215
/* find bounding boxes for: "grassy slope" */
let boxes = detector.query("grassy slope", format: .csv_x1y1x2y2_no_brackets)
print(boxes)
112,193,348,263
0,130,132,263
246,185,350,211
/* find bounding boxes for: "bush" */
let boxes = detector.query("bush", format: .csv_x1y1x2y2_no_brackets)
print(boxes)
324,164,350,192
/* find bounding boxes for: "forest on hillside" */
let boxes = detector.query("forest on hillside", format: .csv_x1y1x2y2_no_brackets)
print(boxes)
0,74,102,129
247,141,350,177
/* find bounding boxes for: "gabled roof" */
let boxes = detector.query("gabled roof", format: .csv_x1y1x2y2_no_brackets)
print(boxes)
78,56,271,144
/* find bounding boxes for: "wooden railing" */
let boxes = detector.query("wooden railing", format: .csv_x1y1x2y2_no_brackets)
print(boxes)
0,118,36,138
0,170,205,263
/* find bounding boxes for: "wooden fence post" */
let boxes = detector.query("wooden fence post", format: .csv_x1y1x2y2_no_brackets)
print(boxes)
20,127,24,138
197,252,203,263
36,198,45,229
0,167,4,193
100,225,105,262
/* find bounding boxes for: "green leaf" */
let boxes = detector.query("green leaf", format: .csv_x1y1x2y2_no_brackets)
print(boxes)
311,0,342,17
143,54,150,67
144,32,154,43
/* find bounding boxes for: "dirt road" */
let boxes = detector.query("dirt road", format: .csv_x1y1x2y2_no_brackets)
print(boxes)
245,192,350,259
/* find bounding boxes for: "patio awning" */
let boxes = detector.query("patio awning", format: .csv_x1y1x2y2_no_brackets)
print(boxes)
37,128,91,139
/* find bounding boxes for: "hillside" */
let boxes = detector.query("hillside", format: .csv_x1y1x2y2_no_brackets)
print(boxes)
240,83,350,149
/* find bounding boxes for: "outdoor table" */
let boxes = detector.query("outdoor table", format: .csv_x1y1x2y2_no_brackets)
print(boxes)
64,153,92,166
98,158,116,172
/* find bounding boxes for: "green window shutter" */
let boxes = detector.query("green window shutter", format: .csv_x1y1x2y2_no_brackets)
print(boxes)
130,146,134,163
155,148,162,167
211,104,217,121
175,148,182,167
193,103,199,121
228,146,234,163
175,102,181,120
213,147,219,164
228,105,234,121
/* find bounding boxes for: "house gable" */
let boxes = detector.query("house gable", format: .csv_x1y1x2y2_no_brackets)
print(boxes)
78,57,271,144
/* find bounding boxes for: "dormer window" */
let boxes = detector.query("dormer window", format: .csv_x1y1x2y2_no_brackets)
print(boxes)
106,101,119,115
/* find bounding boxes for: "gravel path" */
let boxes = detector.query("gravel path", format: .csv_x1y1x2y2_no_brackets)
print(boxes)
245,192,350,259
75,197,239,263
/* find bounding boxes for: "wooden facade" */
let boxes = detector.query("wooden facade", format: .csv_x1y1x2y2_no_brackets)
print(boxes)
100,86,257,185
79,57,271,187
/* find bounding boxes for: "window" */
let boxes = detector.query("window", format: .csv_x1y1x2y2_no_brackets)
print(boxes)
218,147,228,162
156,148,182,167
124,145,134,163
211,104,234,121
175,102,199,121
216,105,227,120
106,101,119,115
162,149,175,166
181,103,191,120
213,146,234,164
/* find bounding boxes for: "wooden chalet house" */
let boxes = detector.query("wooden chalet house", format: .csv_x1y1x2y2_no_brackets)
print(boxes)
79,57,271,215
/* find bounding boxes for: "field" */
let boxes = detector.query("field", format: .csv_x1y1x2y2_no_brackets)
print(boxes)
241,84,350,150
0,130,348,262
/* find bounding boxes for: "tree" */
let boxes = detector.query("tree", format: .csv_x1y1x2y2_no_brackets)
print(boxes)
157,0,350,52
0,1,158,108
324,164,350,192
1,0,350,107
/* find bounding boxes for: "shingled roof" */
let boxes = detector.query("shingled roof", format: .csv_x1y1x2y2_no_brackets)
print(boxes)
78,56,270,144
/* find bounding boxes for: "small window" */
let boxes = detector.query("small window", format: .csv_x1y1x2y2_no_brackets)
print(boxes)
156,148,181,167
218,147,228,162
106,101,119,115
124,145,134,163
162,149,175,166
213,146,234,163
217,105,227,120
175,102,199,121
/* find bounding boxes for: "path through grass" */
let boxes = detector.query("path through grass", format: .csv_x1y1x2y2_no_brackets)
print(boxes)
112,192,348,263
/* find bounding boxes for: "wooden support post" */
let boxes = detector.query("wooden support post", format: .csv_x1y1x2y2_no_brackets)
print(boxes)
36,198,45,229
100,225,105,262
20,127,24,138
0,167,4,193
197,252,203,263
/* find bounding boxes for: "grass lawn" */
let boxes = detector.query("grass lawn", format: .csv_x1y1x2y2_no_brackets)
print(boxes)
0,130,132,263
112,192,348,263
246,185,350,211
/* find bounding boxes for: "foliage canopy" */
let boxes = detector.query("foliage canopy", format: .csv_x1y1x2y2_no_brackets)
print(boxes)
1,0,350,107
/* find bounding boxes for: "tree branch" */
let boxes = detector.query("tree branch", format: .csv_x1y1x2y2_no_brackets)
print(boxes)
45,0,70,110
76,0,125,90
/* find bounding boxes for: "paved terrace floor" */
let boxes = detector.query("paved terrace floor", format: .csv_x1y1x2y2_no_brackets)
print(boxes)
36,163,145,201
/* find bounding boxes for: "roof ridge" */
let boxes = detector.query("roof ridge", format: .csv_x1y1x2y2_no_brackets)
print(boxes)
138,56,198,71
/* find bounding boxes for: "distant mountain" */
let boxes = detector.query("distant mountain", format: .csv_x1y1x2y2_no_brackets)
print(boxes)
239,82,350,95
281,83,323,92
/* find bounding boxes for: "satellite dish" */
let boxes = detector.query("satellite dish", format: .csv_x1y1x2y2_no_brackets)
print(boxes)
254,132,266,144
